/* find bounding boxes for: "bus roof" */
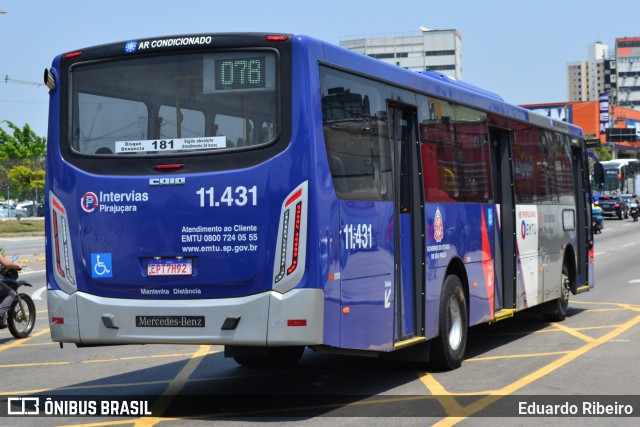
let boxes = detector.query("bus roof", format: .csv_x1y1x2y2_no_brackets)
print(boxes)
310,34,584,138
55,32,585,139
600,159,640,168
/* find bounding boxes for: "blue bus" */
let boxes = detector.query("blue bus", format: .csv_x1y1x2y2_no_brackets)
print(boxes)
44,33,594,370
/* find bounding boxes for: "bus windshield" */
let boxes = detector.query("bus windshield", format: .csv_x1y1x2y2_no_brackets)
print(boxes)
71,51,278,156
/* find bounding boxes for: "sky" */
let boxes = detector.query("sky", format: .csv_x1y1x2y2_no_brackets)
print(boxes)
0,0,637,138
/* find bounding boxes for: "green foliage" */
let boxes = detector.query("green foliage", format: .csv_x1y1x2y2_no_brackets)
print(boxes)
0,120,46,202
591,144,612,161
584,134,612,162
8,165,40,196
0,121,46,162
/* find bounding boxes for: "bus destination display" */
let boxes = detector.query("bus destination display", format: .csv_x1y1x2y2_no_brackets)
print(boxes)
215,57,265,90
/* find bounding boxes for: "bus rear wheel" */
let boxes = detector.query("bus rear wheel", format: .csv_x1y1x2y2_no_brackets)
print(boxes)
430,274,468,371
543,263,570,322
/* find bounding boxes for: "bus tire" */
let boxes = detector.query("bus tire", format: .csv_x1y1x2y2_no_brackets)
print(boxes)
430,274,467,371
233,346,305,367
543,263,570,322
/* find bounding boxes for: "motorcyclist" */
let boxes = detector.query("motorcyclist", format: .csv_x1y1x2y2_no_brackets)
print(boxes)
0,254,22,329
631,197,640,221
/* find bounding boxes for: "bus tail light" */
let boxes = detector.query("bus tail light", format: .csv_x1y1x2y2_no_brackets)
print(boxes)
49,192,77,292
64,51,83,59
265,35,288,41
272,181,308,293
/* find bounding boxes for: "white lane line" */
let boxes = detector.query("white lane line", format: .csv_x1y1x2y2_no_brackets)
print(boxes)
31,286,46,301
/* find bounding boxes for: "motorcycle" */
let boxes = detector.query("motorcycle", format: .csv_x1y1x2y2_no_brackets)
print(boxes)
630,202,639,222
1,255,36,339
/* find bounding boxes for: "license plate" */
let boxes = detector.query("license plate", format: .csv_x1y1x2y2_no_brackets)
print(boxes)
147,258,192,276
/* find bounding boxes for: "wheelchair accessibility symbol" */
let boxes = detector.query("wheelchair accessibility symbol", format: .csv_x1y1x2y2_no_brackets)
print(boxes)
91,253,113,278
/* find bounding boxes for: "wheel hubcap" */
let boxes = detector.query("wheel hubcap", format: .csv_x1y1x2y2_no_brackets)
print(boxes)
448,295,463,351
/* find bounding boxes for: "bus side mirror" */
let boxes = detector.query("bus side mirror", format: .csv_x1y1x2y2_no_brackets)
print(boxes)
593,162,604,191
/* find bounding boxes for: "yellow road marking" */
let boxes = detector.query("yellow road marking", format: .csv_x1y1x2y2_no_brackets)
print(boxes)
0,351,220,369
60,419,165,427
422,311,640,426
0,328,49,352
0,361,70,369
54,346,214,427
466,350,571,362
549,321,595,343
420,374,466,415
83,350,219,364
145,345,211,418
3,302,639,425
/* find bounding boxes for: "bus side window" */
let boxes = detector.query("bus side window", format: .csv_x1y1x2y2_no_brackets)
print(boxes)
329,152,348,194
320,73,391,201
418,104,457,202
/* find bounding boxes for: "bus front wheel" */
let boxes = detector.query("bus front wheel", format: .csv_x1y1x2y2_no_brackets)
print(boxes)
430,274,468,371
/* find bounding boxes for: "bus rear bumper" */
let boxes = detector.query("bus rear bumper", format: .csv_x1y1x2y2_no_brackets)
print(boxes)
47,288,324,346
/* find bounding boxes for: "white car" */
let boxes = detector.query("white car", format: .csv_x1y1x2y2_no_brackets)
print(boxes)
0,203,29,218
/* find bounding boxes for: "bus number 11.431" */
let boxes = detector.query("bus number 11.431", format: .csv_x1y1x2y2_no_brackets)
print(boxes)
344,223,373,250
196,186,258,207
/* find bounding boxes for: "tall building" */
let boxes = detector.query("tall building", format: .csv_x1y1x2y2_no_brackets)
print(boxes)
340,28,462,79
615,37,640,110
567,42,608,102
567,61,588,101
588,42,608,100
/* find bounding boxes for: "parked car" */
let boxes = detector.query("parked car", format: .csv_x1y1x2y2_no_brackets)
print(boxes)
15,201,44,217
0,202,29,219
595,195,629,219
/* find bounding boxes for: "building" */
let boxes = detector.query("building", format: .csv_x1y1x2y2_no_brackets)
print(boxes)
615,37,640,110
567,61,588,101
567,38,640,112
567,42,608,102
340,28,462,79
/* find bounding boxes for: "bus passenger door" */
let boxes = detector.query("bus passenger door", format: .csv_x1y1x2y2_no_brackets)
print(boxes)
388,104,425,342
572,146,590,289
489,127,516,313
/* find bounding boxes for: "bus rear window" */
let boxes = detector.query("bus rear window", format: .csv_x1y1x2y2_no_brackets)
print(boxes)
70,51,278,156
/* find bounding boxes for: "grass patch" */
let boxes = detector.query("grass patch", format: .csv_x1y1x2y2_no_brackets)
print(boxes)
0,218,45,235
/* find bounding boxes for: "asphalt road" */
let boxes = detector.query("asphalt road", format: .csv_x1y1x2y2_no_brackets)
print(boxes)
0,223,639,426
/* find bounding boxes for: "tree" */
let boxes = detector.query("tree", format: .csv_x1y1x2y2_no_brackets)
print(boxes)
8,164,41,197
584,134,612,162
592,144,612,162
0,120,46,202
